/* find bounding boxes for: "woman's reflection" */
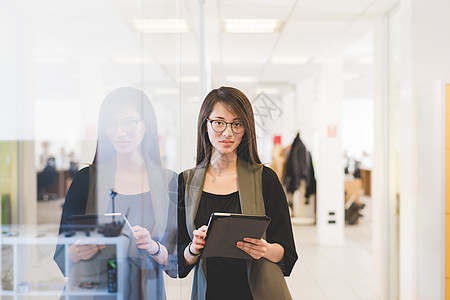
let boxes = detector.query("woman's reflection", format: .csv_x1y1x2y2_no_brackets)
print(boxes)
54,87,177,299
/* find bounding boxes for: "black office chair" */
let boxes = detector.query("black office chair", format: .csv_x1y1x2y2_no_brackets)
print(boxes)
37,157,58,201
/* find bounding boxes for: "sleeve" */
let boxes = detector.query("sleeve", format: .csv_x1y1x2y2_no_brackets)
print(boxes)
53,166,90,276
177,172,196,278
160,170,178,278
262,166,298,276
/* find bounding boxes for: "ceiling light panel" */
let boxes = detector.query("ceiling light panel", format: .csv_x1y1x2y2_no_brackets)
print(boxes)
112,57,153,64
358,56,373,64
255,88,280,94
224,19,282,33
271,56,309,64
343,73,360,80
132,19,189,33
225,76,257,83
155,88,180,95
178,76,199,83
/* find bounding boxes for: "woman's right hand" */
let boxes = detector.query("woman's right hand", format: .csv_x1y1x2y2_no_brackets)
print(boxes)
190,225,208,255
69,240,106,263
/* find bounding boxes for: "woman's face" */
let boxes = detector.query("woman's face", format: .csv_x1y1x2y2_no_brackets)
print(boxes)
207,102,244,157
105,103,145,156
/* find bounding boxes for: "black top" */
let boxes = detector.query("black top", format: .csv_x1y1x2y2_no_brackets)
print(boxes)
195,191,253,300
178,166,298,297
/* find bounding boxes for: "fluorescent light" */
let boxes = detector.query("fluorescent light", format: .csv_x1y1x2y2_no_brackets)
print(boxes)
36,57,66,64
187,96,200,102
255,88,279,94
225,76,256,83
343,73,360,80
132,19,189,33
178,76,199,83
224,19,282,33
112,57,153,64
358,56,373,64
155,88,179,95
271,56,309,64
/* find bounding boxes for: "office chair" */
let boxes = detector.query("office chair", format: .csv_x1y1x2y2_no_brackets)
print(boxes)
37,157,58,201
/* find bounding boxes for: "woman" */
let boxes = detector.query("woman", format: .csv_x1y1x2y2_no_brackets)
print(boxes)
54,87,177,299
178,86,297,300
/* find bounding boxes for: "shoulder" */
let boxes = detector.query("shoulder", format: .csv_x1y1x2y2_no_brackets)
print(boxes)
180,165,206,179
72,165,90,182
261,166,286,205
64,166,90,206
158,167,178,181
262,166,280,184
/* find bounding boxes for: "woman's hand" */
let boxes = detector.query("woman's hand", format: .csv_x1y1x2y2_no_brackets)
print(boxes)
237,238,284,262
132,225,159,255
236,238,268,260
132,225,169,265
69,240,106,263
190,225,208,254
184,225,207,265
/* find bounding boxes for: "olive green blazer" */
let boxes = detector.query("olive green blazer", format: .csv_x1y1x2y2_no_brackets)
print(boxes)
181,158,292,300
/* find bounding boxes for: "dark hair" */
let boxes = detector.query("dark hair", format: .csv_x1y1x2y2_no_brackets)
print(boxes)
92,87,161,166
196,86,261,167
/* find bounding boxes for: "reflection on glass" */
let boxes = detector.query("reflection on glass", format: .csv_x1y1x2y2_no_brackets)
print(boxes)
53,87,177,299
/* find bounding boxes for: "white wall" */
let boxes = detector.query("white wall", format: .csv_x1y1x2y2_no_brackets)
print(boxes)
342,100,373,158
399,0,450,298
417,81,445,299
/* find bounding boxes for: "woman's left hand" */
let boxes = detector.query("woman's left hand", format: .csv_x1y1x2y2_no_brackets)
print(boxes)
236,238,268,260
132,225,159,255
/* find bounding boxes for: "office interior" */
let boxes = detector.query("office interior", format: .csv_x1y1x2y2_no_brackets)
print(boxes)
0,0,448,299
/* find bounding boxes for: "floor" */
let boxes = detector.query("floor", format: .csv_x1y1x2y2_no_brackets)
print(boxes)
34,196,373,299
286,196,373,300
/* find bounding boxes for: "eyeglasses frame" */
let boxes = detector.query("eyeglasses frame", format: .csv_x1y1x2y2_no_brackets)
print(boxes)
206,118,245,134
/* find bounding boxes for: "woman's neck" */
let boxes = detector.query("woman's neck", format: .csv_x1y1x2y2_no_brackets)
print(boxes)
209,150,237,175
115,151,145,173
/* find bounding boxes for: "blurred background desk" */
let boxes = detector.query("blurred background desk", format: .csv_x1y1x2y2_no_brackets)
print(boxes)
37,169,72,201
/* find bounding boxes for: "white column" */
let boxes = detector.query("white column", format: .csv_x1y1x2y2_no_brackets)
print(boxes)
316,57,344,245
373,15,395,299
399,0,450,299
399,1,418,299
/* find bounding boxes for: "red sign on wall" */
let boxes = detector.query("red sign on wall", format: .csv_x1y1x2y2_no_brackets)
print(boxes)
327,125,337,138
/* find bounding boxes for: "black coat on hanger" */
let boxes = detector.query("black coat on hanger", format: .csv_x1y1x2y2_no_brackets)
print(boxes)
284,133,307,194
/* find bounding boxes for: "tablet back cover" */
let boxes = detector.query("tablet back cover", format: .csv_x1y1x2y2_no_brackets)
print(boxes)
202,215,270,259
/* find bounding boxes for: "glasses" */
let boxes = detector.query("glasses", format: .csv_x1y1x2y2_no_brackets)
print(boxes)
207,118,245,134
106,119,142,134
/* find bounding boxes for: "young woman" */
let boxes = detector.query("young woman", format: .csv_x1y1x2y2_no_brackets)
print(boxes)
54,87,177,299
178,86,298,300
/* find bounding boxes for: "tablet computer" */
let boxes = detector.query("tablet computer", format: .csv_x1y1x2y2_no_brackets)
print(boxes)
66,213,135,238
202,213,271,260
66,214,98,232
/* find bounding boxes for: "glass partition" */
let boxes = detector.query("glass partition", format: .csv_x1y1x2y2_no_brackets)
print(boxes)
0,1,193,298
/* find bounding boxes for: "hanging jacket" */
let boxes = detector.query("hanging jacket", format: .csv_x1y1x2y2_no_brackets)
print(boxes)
284,133,307,194
305,151,317,200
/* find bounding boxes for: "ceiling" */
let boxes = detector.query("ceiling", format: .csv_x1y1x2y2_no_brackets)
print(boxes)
2,0,398,103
